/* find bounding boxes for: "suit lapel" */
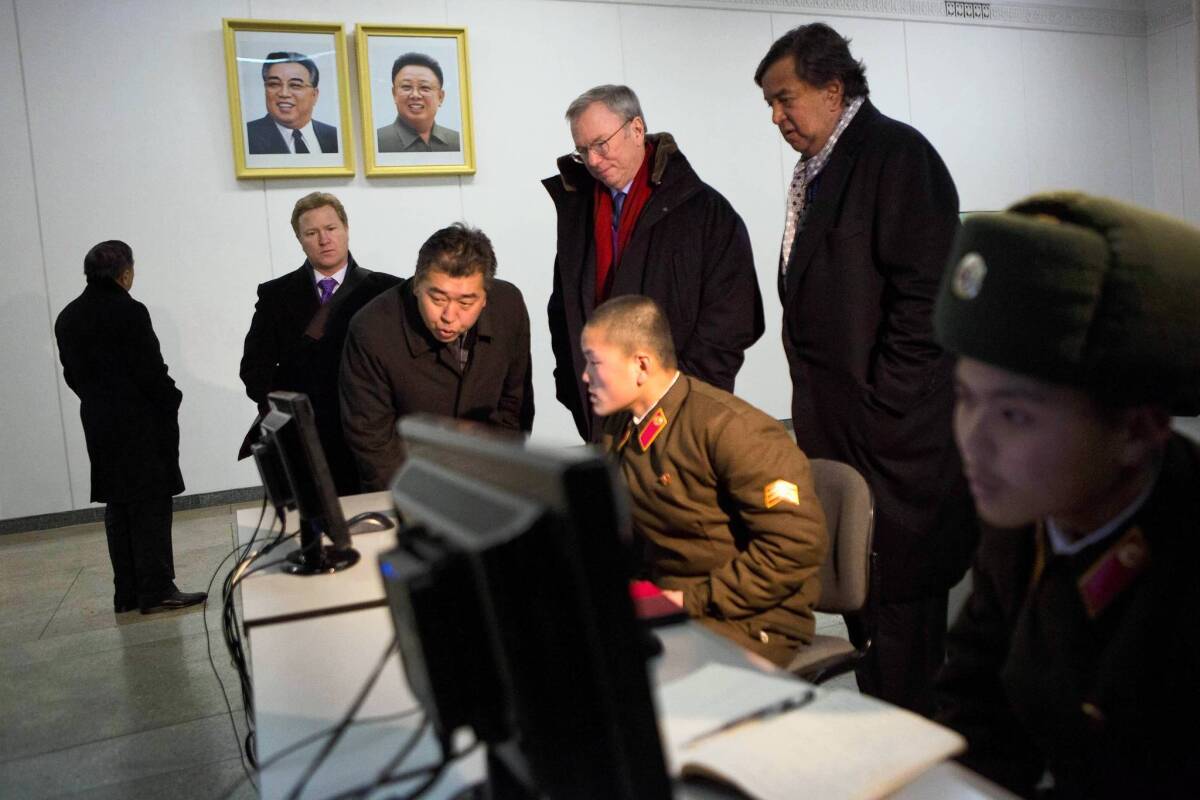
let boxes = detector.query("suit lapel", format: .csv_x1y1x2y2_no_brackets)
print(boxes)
783,101,877,305
306,258,366,340
327,257,369,309
288,264,320,319
267,122,289,154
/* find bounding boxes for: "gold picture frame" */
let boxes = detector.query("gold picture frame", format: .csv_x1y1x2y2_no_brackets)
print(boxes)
355,24,476,177
223,18,355,179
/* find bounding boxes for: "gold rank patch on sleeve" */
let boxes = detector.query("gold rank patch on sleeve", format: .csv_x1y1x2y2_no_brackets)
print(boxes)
764,479,800,509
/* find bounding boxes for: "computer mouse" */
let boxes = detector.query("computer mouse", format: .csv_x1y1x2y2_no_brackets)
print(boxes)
348,511,395,534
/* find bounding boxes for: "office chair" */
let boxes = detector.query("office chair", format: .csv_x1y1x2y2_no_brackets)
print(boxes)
787,458,877,683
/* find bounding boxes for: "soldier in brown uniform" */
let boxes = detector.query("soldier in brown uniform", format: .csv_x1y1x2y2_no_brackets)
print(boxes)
584,295,827,666
932,193,1200,797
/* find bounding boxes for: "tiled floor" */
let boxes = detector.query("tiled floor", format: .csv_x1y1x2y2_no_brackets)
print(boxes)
0,503,260,800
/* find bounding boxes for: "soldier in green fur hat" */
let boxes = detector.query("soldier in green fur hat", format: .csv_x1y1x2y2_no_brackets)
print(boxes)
932,192,1200,797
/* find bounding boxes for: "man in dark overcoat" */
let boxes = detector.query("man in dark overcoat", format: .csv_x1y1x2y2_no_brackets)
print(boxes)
756,23,976,713
55,240,206,614
339,223,534,492
239,192,399,494
545,84,764,442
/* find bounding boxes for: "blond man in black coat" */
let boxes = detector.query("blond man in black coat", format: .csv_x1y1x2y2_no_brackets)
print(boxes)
55,241,205,614
239,192,400,494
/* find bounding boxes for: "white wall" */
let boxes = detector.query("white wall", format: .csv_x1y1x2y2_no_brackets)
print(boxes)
0,0,1189,518
1148,19,1200,221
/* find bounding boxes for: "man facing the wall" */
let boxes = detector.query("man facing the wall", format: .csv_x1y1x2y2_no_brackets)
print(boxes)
239,192,400,494
755,23,976,714
55,241,207,614
545,84,764,442
339,223,534,491
246,51,339,155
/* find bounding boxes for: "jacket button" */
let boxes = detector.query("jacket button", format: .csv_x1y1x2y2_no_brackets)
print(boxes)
1081,702,1105,723
759,630,770,644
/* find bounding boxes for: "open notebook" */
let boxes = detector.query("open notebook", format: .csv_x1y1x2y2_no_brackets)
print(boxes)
657,663,965,800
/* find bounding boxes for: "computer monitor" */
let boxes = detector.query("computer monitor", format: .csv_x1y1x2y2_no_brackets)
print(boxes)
378,415,671,800
252,391,360,575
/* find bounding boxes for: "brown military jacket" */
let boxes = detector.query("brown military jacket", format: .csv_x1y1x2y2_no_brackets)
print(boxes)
602,375,828,665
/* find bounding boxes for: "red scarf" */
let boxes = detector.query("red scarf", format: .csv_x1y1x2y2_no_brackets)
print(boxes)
593,142,654,304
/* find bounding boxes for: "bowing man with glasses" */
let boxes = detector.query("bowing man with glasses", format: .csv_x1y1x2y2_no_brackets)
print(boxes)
544,84,764,443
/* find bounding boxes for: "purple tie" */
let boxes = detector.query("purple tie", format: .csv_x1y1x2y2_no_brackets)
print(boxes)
317,277,337,305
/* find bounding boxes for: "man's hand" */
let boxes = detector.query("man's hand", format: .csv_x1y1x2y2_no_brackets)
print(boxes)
662,589,684,607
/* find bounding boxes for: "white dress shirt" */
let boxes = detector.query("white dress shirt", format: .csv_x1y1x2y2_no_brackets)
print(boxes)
275,120,326,154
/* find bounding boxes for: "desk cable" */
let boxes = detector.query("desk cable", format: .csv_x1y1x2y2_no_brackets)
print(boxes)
321,728,483,800
204,498,298,791
214,706,422,800
282,633,399,800
204,497,270,787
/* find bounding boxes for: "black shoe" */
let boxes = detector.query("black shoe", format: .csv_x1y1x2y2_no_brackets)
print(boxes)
139,590,208,615
114,599,139,614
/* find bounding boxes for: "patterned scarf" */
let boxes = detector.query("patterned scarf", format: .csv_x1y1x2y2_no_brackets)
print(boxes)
780,96,865,273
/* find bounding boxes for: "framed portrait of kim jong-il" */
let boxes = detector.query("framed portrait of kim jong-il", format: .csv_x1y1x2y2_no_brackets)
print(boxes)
222,19,355,178
356,24,476,176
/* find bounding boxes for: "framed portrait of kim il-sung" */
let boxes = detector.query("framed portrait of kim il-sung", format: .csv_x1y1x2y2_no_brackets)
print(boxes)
356,24,476,177
222,18,355,178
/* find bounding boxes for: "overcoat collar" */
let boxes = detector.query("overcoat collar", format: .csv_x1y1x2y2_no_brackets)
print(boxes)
544,132,704,321
781,99,880,303
552,131,680,193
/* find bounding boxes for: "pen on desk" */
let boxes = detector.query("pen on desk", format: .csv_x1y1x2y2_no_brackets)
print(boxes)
680,689,817,749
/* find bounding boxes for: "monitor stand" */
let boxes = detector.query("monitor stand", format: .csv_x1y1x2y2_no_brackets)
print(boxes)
283,518,361,575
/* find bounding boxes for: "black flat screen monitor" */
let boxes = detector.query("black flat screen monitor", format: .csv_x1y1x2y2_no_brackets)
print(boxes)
378,414,671,800
252,391,359,574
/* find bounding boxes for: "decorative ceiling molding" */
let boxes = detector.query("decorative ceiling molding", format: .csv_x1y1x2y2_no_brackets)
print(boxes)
551,0,1163,36
1144,0,1193,34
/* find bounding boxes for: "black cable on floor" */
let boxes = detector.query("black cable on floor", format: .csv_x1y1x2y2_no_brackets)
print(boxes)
204,497,269,787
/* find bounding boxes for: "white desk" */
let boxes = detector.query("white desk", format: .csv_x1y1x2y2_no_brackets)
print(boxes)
235,492,395,629
250,607,484,799
238,499,1016,800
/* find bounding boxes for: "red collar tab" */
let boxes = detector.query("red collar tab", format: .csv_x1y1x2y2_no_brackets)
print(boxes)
638,407,668,451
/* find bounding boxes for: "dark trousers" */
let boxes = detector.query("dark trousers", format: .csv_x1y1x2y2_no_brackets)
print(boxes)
845,593,948,717
104,496,176,606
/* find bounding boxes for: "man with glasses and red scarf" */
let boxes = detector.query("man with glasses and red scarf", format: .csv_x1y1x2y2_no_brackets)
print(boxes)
544,84,764,442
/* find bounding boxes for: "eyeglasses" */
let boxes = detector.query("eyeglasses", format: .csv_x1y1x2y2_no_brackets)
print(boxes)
395,82,439,96
264,78,314,93
570,118,633,163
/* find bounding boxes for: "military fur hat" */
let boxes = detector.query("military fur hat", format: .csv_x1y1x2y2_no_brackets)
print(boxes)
935,192,1200,414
